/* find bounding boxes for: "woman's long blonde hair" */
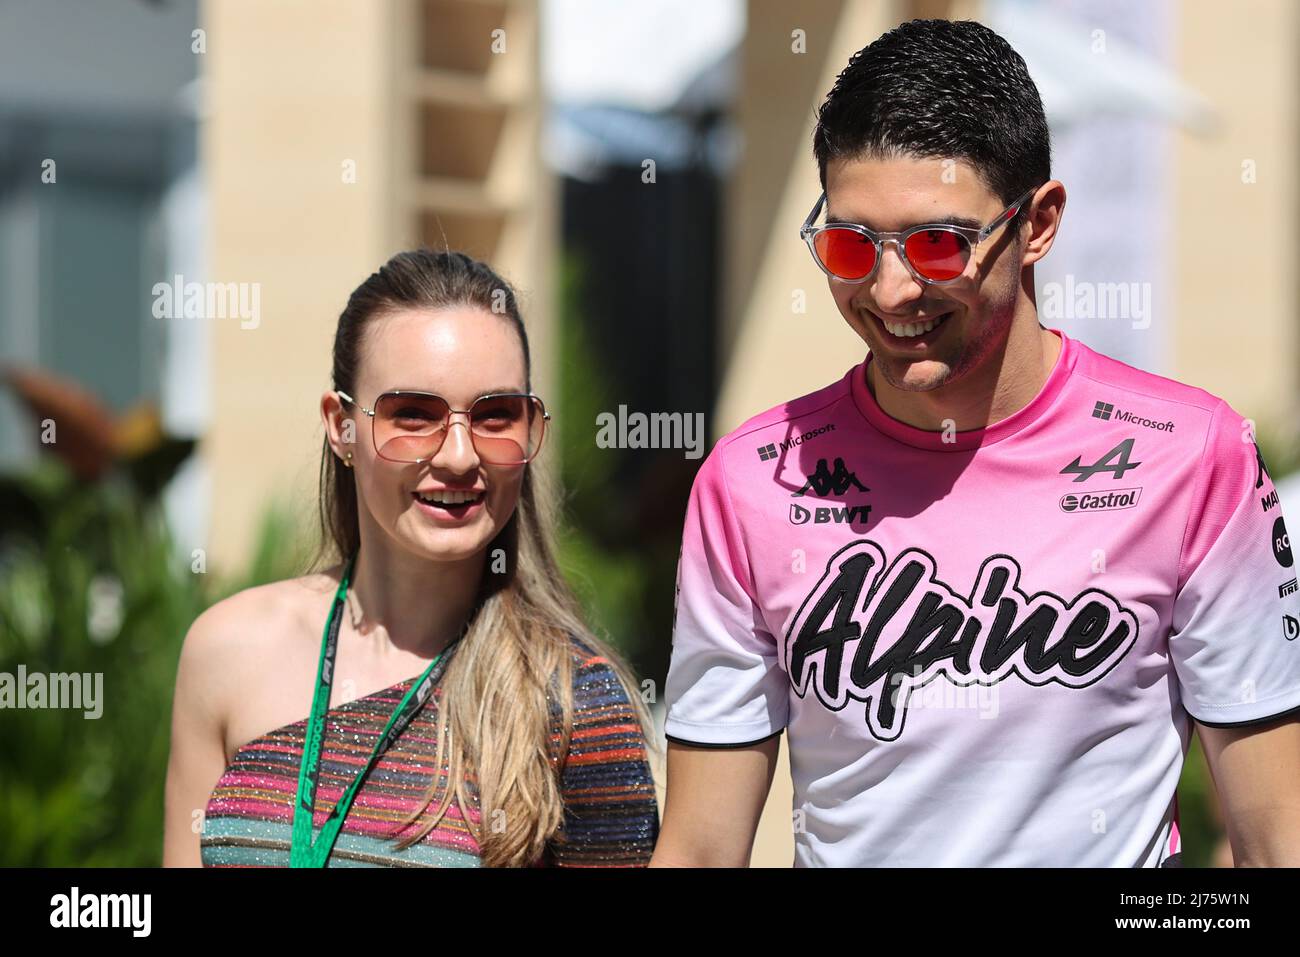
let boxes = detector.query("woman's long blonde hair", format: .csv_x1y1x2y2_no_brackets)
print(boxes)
313,249,656,866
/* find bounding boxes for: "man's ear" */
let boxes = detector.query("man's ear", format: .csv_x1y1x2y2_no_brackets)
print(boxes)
1021,180,1065,268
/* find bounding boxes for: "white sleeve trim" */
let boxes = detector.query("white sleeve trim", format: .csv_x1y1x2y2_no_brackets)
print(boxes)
1184,683,1300,727
663,712,785,746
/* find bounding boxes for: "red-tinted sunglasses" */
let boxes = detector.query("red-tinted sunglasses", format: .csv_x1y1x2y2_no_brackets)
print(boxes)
799,187,1037,285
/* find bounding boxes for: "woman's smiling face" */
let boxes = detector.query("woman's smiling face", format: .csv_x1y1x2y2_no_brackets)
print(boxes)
344,305,531,563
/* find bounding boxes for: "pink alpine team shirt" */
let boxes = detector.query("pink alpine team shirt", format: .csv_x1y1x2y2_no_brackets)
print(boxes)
664,326,1300,866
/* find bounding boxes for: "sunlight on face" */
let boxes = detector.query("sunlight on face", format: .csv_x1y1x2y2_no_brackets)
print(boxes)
824,155,1025,393
349,306,531,563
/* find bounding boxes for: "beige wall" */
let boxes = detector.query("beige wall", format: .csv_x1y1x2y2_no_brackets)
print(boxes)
201,0,552,573
1171,0,1300,430
203,0,400,571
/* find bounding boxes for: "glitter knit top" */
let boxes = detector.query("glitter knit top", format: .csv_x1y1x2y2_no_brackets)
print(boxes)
200,636,659,867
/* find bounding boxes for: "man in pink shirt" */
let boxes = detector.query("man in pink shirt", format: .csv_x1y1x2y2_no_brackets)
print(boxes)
651,18,1300,867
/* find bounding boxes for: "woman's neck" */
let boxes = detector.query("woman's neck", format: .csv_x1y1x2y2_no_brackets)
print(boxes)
345,537,485,663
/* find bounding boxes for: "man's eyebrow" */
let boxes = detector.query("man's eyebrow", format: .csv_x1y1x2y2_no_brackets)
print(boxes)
825,212,982,230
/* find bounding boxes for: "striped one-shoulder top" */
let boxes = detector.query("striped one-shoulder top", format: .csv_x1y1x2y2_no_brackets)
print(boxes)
200,637,659,866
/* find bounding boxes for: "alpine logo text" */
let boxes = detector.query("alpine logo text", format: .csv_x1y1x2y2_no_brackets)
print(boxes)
784,541,1140,742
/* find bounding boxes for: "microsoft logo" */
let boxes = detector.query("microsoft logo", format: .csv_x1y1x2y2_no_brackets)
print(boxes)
757,443,778,461
1092,399,1176,433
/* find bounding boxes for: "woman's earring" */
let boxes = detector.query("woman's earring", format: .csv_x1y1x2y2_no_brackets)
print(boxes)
344,451,354,468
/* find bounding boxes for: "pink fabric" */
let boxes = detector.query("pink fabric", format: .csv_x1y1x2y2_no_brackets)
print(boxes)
665,327,1300,866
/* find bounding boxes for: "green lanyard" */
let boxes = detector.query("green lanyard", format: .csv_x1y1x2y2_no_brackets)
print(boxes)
290,551,460,867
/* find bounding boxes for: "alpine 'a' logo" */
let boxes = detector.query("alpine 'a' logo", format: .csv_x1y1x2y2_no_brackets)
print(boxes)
783,541,1140,742
1061,437,1142,482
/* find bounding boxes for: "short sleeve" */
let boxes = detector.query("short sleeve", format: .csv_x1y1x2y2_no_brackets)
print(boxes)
546,648,659,867
663,444,788,747
1170,399,1300,726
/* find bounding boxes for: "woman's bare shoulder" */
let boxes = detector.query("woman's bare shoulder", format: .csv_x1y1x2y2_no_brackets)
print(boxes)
187,569,340,646
177,568,344,717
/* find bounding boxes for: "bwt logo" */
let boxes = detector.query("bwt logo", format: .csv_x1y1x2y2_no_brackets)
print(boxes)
789,503,871,525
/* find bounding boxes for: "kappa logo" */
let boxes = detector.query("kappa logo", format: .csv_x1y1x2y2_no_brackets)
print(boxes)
1255,441,1279,514
783,541,1139,742
788,457,872,525
1255,441,1272,490
1241,439,1284,512
794,457,869,497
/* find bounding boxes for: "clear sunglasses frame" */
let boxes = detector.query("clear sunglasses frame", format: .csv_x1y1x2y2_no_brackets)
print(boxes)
799,186,1038,286
336,388,551,465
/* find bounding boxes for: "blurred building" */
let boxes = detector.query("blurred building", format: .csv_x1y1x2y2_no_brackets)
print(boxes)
0,0,200,480
199,0,553,567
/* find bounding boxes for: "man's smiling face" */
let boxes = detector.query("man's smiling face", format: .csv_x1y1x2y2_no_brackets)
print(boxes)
824,154,1029,394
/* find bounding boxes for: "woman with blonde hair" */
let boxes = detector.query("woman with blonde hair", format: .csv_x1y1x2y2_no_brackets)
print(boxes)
163,249,659,867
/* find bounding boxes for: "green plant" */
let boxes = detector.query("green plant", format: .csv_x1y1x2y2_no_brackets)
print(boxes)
0,460,304,865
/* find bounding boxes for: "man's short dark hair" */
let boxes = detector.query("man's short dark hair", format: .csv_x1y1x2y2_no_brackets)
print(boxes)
812,18,1050,227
